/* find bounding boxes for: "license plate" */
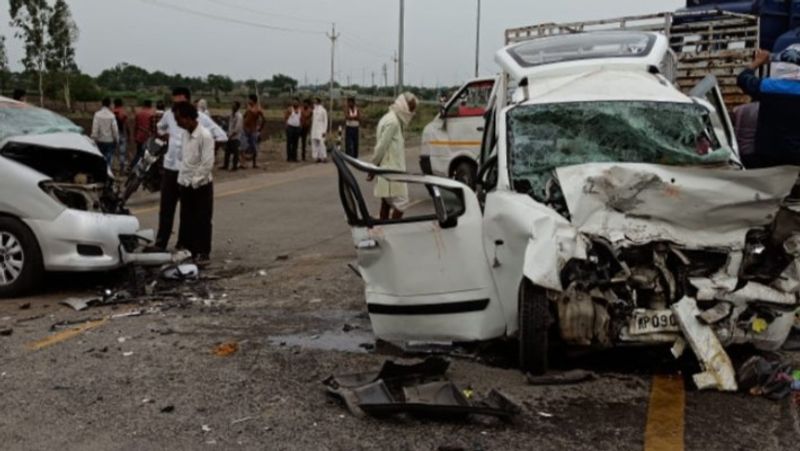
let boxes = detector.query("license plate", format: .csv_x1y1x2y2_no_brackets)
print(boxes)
629,309,680,335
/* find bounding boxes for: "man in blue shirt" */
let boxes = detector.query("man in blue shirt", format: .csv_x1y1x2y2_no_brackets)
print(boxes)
737,47,800,167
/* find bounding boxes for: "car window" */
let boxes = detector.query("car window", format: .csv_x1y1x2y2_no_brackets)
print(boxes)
507,101,733,200
0,102,83,142
444,81,493,118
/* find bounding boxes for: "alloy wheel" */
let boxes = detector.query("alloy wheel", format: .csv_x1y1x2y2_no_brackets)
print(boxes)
0,231,25,286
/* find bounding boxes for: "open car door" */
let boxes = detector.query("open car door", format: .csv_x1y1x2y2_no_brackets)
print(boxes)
332,151,504,343
689,74,740,161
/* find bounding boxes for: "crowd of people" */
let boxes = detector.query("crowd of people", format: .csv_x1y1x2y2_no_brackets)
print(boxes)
83,87,379,266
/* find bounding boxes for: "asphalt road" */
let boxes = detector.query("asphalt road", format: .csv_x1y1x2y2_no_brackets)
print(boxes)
0,148,799,450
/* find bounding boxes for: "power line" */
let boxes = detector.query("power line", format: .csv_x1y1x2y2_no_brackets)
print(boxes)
199,0,330,25
137,0,324,35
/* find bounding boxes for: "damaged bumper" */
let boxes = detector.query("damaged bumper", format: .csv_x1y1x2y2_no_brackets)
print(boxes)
525,163,800,375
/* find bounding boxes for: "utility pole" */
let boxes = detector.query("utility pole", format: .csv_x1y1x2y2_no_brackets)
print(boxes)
382,64,388,88
392,52,399,97
475,0,481,78
326,23,340,133
372,71,376,87
398,0,405,93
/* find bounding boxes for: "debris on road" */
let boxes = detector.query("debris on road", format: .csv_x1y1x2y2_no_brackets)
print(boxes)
526,369,597,386
160,405,175,413
324,357,521,422
161,263,199,281
60,296,100,312
737,355,795,401
0,327,13,336
213,342,239,357
19,302,30,310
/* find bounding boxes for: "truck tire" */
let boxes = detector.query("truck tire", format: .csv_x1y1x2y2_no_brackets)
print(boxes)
451,160,477,189
0,217,43,298
518,280,551,375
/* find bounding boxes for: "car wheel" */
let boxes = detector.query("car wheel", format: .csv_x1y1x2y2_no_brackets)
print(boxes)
0,217,43,298
518,280,551,375
451,160,477,189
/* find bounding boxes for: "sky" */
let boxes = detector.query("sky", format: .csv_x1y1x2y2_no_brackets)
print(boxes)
0,0,685,87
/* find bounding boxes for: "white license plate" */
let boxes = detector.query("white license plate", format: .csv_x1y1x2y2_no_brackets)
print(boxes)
629,309,680,335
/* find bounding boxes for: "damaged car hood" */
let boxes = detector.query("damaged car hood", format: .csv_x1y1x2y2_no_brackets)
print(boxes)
3,132,102,158
556,163,800,249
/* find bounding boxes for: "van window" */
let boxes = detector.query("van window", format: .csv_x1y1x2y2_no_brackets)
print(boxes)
444,81,493,118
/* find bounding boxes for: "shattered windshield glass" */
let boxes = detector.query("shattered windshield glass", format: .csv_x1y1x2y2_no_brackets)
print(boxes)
0,102,83,142
507,101,733,199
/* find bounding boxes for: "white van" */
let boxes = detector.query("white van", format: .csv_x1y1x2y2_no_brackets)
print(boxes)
420,77,496,187
334,31,800,386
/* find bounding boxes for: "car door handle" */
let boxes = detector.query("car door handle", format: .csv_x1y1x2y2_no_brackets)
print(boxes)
357,239,379,250
477,126,485,132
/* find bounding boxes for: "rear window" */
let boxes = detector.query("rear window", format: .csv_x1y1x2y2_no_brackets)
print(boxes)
507,31,656,68
0,102,83,142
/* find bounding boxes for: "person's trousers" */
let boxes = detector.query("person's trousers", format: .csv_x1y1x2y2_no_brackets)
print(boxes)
117,134,128,173
244,131,259,166
179,182,214,258
97,142,116,167
286,126,301,161
132,142,146,170
345,126,359,158
224,139,240,169
312,139,327,161
301,127,310,160
156,169,180,249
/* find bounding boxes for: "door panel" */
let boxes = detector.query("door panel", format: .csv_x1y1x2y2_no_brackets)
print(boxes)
332,151,505,342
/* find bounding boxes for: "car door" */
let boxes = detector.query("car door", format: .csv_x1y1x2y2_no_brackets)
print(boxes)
332,151,505,343
689,74,740,159
422,78,495,179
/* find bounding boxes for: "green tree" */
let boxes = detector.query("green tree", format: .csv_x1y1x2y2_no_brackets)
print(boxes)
271,73,298,92
0,35,9,94
10,0,51,106
207,74,233,103
70,72,102,102
46,0,78,109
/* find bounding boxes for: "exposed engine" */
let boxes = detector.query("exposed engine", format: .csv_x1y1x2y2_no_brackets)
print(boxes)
554,207,800,350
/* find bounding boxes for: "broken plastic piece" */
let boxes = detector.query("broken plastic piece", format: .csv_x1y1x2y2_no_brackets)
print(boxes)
162,264,199,281
213,342,239,357
526,369,597,385
672,297,737,391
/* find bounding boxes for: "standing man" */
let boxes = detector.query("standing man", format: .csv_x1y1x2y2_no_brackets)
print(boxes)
242,94,266,169
344,97,361,158
300,98,313,161
154,87,227,252
284,97,302,162
223,101,244,171
92,98,119,168
112,98,129,174
173,102,215,265
737,46,800,166
132,99,155,169
369,93,418,220
310,97,328,163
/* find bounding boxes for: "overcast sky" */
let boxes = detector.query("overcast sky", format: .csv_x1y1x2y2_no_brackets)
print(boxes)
1,0,684,86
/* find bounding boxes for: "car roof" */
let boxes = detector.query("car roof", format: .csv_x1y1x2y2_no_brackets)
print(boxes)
511,68,692,106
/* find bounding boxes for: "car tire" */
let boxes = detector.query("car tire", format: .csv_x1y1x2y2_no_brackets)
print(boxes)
518,280,551,375
0,217,43,298
451,160,477,189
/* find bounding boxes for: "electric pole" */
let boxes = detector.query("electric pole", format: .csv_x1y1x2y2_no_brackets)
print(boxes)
327,23,340,133
475,0,481,78
382,64,388,88
392,52,399,97
372,71,376,87
398,0,405,93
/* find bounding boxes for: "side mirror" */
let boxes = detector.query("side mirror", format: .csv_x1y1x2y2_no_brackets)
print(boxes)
431,186,458,229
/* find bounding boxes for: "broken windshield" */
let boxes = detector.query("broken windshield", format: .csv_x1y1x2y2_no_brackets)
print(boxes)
507,101,733,199
0,102,83,142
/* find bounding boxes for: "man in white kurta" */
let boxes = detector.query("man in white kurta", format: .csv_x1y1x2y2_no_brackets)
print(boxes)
370,92,418,220
310,98,329,162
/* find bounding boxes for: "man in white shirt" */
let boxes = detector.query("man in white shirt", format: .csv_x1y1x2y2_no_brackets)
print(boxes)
310,97,328,163
154,87,227,251
173,102,215,265
91,97,119,167
284,97,302,162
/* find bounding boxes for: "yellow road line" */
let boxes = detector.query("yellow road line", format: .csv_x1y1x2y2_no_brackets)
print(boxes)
26,318,108,351
644,374,686,451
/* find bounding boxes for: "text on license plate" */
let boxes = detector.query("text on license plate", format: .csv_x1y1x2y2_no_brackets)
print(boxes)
629,309,680,335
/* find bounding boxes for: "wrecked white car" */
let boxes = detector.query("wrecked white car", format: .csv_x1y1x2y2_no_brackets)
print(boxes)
0,97,167,297
334,31,800,384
